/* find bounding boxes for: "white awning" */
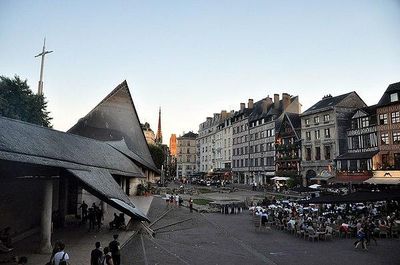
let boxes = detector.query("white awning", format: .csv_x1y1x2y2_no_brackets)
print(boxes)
271,177,290,181
364,177,400,185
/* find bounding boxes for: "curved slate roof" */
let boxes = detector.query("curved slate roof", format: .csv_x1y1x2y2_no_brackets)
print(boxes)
68,81,158,172
0,116,143,176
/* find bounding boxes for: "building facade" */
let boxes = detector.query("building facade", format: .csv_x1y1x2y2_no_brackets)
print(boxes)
176,131,198,178
142,122,156,145
275,113,302,185
334,105,379,183
300,92,367,185
169,134,177,156
376,82,400,170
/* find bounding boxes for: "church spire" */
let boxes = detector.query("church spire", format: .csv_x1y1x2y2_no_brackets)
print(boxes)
156,106,162,144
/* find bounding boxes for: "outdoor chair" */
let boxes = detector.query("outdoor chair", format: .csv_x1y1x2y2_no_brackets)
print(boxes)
303,230,309,240
391,227,399,238
296,229,304,238
324,226,333,240
253,216,261,231
308,230,319,242
379,226,389,238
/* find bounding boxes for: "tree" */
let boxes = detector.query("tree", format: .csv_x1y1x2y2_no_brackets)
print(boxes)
0,75,52,127
148,144,165,169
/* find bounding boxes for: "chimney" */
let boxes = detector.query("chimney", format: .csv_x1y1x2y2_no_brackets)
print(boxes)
274,94,280,109
240,103,245,111
262,96,273,112
248,99,254,109
282,93,291,110
221,110,228,119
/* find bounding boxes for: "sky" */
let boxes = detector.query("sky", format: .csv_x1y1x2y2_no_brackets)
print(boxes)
1,0,400,145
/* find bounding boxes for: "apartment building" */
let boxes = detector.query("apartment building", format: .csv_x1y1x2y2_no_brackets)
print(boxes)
300,92,366,185
176,131,198,178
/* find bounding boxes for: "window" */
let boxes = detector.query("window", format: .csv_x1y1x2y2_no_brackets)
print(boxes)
363,134,372,148
391,112,400,124
305,119,310,126
315,147,321,160
324,146,331,160
381,132,389,145
306,147,311,161
314,116,320,124
352,136,360,149
361,117,369,128
324,128,330,138
306,131,311,140
323,114,330,123
393,132,400,144
391,93,399,102
379,114,388,125
351,119,358,129
315,130,320,139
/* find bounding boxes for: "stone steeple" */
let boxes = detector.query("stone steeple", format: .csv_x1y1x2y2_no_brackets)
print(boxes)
156,107,163,144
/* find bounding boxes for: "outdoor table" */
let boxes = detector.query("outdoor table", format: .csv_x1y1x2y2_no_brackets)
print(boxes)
316,231,326,240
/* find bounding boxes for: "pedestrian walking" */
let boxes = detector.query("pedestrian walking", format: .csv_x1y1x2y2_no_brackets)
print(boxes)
109,234,121,265
354,228,367,250
53,242,70,265
102,247,114,265
90,241,103,265
189,197,193,213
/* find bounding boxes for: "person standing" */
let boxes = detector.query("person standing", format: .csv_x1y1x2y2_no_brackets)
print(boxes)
53,242,70,265
95,207,103,231
88,207,96,232
79,201,88,223
189,197,193,213
90,242,103,265
109,234,121,265
102,247,114,265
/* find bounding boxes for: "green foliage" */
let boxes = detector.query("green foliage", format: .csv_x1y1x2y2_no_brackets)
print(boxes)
148,144,165,169
0,75,52,127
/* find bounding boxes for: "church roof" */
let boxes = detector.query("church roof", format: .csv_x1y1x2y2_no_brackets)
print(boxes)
68,81,158,173
0,115,148,221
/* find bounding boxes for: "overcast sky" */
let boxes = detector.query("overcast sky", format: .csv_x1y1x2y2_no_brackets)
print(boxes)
1,1,399,144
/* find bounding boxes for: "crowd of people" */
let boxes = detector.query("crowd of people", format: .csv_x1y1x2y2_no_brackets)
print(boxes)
79,201,104,232
251,197,400,249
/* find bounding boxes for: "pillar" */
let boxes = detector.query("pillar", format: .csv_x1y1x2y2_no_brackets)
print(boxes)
101,200,107,215
39,179,53,253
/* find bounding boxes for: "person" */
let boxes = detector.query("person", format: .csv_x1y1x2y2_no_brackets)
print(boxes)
95,206,103,231
261,210,268,226
79,201,88,223
91,241,103,265
53,242,70,265
109,234,121,265
46,240,61,265
189,197,193,213
88,207,96,232
118,213,126,230
354,228,367,250
109,213,119,230
102,247,114,265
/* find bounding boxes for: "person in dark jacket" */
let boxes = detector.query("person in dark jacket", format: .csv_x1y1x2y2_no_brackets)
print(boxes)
109,234,121,265
90,242,103,265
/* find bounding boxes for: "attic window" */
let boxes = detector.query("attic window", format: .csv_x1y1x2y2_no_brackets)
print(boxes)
390,93,398,102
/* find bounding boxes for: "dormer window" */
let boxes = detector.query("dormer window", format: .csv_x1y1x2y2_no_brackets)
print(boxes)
390,93,398,102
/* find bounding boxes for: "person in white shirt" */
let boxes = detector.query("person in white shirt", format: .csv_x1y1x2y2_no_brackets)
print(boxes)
53,242,70,265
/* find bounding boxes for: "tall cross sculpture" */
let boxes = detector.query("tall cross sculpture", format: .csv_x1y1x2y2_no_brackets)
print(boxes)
35,38,53,96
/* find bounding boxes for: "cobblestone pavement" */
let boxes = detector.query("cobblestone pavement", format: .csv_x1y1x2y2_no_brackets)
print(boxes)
121,197,400,265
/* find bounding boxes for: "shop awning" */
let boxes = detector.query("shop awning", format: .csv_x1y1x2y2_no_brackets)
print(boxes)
335,150,379,160
67,168,149,222
364,177,400,185
271,176,290,181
